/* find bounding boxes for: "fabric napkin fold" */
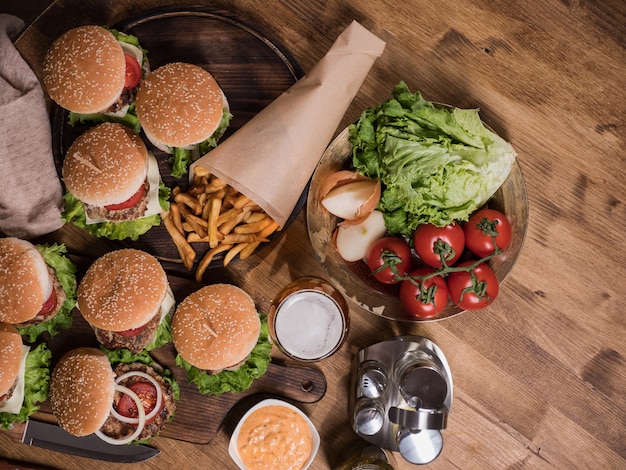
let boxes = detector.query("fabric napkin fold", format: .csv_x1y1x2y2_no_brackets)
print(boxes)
0,14,64,239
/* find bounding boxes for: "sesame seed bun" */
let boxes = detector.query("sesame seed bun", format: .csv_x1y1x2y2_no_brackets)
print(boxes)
0,238,52,324
49,348,115,437
77,249,169,332
136,62,228,151
0,322,22,397
172,284,260,373
43,26,126,115
62,122,148,207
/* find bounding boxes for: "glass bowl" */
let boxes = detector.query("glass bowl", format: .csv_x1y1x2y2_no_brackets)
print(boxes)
306,126,529,322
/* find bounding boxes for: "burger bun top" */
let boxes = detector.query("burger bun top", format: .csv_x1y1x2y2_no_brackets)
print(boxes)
43,25,126,114
0,238,52,324
77,249,169,331
62,122,148,207
136,62,226,150
172,284,260,372
0,322,23,397
49,347,115,436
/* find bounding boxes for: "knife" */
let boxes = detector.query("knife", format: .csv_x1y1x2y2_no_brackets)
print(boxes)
3,420,160,463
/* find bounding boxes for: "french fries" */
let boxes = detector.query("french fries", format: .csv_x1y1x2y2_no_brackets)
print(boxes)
161,168,280,280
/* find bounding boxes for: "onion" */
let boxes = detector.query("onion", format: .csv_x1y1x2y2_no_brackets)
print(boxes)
111,371,163,425
319,171,381,221
95,384,145,445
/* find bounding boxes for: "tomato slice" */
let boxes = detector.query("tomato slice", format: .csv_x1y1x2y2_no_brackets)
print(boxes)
116,324,146,338
116,381,161,425
104,185,145,211
123,53,142,89
38,288,57,318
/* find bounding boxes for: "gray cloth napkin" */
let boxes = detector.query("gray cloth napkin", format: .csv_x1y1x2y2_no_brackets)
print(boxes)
0,14,64,239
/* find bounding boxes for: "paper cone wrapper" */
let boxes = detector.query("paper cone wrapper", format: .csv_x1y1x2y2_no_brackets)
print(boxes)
191,20,386,228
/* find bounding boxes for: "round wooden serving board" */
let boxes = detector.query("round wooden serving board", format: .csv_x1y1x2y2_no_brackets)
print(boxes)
51,5,306,276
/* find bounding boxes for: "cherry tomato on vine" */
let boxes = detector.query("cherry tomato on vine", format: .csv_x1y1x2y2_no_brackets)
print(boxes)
447,261,499,310
366,237,412,284
399,267,449,318
413,223,465,268
464,209,512,257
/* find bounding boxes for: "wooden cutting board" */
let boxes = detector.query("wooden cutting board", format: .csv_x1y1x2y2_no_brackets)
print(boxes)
33,264,327,445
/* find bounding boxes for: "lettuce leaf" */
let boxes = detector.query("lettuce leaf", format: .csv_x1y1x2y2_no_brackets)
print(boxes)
350,81,516,237
169,147,193,180
175,314,272,396
0,343,52,430
68,102,141,134
107,28,148,62
18,244,77,343
61,183,170,241
169,109,233,178
145,313,173,352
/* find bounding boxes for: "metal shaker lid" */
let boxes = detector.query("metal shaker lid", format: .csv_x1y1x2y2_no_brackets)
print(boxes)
354,399,384,436
396,428,443,465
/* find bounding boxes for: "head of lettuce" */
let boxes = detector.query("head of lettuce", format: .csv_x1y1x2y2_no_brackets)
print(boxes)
349,82,517,239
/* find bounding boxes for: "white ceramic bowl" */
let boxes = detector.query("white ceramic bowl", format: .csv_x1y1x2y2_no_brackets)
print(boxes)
228,398,320,469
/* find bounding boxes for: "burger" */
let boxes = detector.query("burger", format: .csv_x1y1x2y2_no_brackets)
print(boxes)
0,237,76,342
135,62,232,178
43,25,148,132
49,347,177,444
77,249,175,354
172,284,271,395
61,122,170,241
0,322,52,430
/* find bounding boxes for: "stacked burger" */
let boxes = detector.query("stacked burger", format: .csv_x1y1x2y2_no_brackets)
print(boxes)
0,323,51,430
60,122,170,241
76,249,175,354
172,284,272,396
43,25,148,132
136,62,232,178
0,237,76,342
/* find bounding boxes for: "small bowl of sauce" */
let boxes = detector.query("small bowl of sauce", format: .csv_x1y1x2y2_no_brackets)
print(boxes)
268,277,350,362
228,398,320,470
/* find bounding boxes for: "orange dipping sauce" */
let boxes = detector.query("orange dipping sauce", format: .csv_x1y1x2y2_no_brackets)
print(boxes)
237,404,313,470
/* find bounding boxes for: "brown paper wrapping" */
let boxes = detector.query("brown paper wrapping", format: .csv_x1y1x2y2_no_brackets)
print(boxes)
191,20,386,228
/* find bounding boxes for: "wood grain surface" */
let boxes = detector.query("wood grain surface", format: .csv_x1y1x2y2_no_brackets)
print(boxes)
2,0,625,469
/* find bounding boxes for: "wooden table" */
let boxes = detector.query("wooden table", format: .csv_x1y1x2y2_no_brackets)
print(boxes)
2,0,625,469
